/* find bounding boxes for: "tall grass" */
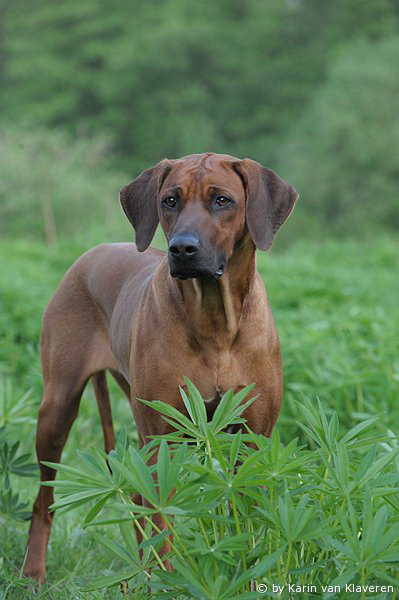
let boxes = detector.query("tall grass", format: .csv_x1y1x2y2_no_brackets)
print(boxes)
0,236,398,598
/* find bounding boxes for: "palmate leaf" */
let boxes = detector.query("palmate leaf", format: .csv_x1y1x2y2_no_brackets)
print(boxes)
138,529,171,552
2,441,18,464
76,449,110,479
85,514,151,528
42,451,116,510
157,440,187,506
83,491,115,525
0,440,37,483
229,429,242,470
212,393,257,435
221,546,286,598
156,571,259,600
210,385,256,434
0,488,31,521
160,558,210,598
49,488,114,514
119,519,139,559
0,382,36,428
325,535,356,559
371,568,399,587
207,429,229,474
81,568,143,591
182,377,208,434
323,567,358,598
91,531,136,564
353,444,376,482
108,449,158,506
362,505,388,558
8,456,37,477
138,398,201,438
374,526,399,559
254,430,310,481
340,416,380,445
209,532,253,554
359,447,399,484
41,459,113,486
233,449,267,485
140,381,256,444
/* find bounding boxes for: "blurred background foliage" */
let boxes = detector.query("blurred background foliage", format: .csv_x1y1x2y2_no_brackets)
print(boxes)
1,4,399,593
1,0,398,244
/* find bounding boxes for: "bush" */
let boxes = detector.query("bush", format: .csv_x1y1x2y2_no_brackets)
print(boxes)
0,125,130,244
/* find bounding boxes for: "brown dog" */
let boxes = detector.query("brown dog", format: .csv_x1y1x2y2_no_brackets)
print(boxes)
23,152,298,582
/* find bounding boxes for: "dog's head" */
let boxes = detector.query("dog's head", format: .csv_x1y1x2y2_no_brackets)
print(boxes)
120,153,298,280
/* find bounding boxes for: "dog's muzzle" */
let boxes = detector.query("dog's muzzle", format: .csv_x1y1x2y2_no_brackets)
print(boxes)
168,233,225,280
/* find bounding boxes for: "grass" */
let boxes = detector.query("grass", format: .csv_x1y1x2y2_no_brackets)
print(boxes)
0,234,398,599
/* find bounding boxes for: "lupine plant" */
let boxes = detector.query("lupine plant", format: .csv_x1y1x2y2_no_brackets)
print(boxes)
41,379,399,599
0,380,38,522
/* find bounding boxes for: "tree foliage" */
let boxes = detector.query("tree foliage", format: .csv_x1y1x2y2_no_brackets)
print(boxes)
281,36,399,233
0,125,128,243
0,0,398,239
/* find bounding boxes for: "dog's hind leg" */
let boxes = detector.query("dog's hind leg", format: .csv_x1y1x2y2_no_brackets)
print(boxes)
110,368,131,400
92,370,115,454
23,280,117,583
23,372,88,584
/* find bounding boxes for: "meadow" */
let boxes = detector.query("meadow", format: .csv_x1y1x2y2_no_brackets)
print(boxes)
2,3,399,597
0,235,398,599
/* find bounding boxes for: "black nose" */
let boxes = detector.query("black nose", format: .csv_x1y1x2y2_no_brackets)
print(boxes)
168,233,200,258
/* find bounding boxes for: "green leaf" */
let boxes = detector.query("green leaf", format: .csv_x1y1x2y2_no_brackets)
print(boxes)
91,531,135,564
109,449,158,506
81,568,142,591
83,491,115,525
138,398,201,437
323,567,358,598
341,416,379,444
158,441,186,507
222,546,286,597
183,377,208,433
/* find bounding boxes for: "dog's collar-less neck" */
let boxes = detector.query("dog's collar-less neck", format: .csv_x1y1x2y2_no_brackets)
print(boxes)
174,240,256,345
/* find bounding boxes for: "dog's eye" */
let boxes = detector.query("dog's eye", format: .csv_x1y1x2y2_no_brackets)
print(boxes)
215,196,232,207
164,196,177,208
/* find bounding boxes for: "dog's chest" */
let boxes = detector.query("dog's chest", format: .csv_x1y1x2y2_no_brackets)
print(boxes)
196,347,247,402
203,391,222,421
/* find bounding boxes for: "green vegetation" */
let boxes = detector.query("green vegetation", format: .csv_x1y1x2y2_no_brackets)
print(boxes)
1,1,398,597
282,36,399,236
33,383,399,597
0,126,129,245
0,236,398,598
1,1,399,242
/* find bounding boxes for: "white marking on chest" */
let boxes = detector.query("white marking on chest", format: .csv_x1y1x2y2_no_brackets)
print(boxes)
203,389,222,403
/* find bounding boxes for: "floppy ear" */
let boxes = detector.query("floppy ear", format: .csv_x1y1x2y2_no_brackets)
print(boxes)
120,159,173,251
234,159,299,250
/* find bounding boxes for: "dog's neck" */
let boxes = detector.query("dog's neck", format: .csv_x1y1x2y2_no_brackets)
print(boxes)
174,235,257,345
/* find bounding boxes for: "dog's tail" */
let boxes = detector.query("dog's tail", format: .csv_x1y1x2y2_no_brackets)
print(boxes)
92,371,115,454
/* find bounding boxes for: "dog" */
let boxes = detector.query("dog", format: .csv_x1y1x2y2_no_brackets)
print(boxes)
23,152,298,582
